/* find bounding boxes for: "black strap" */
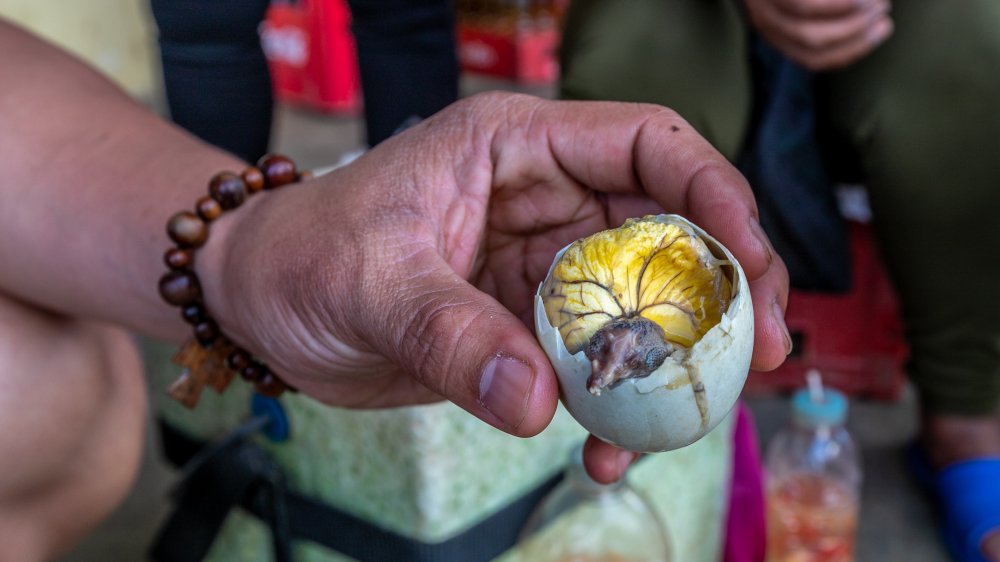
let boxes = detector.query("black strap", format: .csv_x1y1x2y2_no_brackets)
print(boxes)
150,417,293,562
153,420,562,562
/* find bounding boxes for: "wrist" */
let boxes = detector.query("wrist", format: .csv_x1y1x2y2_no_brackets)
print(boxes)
193,174,268,345
157,155,308,406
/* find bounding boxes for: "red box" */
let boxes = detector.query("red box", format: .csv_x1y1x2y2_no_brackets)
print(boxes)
457,22,560,85
743,222,909,401
261,0,361,113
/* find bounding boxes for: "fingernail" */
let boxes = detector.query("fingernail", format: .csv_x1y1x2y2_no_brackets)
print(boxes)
869,19,893,45
773,299,793,356
750,219,774,265
479,355,535,430
616,450,638,474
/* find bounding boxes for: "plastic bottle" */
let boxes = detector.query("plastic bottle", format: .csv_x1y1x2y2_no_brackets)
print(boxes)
764,371,862,562
517,445,672,562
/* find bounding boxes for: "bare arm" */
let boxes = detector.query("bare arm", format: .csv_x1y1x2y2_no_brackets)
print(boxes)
0,19,242,342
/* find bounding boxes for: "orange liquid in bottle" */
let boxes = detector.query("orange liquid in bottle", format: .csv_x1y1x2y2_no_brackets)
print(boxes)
766,473,858,562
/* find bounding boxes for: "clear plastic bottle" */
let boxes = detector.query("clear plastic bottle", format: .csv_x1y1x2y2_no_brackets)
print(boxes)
517,445,672,562
765,372,862,562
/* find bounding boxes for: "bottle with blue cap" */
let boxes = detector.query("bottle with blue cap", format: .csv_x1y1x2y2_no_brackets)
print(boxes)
764,370,862,562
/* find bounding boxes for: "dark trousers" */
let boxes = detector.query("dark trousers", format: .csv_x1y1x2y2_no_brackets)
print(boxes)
561,0,1000,415
150,0,459,162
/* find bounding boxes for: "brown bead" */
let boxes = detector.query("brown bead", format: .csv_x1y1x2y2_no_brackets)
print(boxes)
159,271,202,306
241,362,266,383
297,170,315,182
196,195,223,221
226,349,251,371
194,319,219,345
167,211,208,248
208,172,247,210
181,304,206,324
255,372,287,397
258,154,297,189
164,247,193,270
242,166,265,193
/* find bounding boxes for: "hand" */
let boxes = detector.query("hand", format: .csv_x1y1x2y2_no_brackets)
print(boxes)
744,0,894,71
202,93,791,481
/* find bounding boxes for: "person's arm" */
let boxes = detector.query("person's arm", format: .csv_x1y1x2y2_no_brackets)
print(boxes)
0,19,241,343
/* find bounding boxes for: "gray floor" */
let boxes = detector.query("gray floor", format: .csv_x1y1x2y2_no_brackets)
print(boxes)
61,97,950,562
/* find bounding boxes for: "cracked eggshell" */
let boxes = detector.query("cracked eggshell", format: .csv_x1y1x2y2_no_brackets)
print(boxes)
534,215,753,452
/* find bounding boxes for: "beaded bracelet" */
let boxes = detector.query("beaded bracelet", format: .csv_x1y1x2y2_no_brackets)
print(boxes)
158,154,309,408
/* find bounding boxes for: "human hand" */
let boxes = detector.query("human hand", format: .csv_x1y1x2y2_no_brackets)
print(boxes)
744,0,894,71
201,93,791,481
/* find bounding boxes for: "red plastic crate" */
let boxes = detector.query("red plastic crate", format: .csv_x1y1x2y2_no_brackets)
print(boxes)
457,22,560,85
743,222,909,401
261,0,361,113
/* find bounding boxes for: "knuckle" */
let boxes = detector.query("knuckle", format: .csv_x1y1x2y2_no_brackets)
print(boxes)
639,104,682,122
399,291,482,394
401,297,453,383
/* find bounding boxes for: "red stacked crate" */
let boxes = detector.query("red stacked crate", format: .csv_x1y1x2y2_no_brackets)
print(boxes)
456,0,567,84
744,222,909,400
261,0,361,113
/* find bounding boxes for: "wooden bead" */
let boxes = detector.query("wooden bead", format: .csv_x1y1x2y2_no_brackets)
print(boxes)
242,166,265,193
258,154,297,189
181,304,206,324
255,372,287,397
226,349,251,371
194,319,219,345
159,271,202,306
208,172,247,210
163,158,303,405
241,362,266,382
167,211,208,248
164,247,193,270
196,195,223,221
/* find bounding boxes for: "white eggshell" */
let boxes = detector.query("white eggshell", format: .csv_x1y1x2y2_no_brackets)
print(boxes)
534,215,753,452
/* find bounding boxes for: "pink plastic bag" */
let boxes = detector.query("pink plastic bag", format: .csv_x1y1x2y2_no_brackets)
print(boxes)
724,401,766,562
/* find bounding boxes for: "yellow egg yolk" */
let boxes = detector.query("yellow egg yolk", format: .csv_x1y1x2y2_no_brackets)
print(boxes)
541,216,732,356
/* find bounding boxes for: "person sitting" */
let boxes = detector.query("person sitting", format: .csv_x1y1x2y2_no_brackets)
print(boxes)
558,1,1000,560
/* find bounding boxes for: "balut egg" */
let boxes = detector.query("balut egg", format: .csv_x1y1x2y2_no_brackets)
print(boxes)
534,215,753,452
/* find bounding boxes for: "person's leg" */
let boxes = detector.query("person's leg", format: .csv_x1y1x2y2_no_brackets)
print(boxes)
821,0,1000,438
0,295,147,561
559,0,751,161
822,1,1000,559
347,0,460,146
150,0,273,163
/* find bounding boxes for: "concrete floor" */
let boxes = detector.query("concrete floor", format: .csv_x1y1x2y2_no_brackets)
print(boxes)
61,96,950,562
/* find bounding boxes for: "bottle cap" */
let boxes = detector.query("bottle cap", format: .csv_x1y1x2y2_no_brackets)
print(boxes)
791,386,848,427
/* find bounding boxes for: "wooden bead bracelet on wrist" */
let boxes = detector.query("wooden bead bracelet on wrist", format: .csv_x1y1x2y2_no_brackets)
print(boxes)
158,154,311,408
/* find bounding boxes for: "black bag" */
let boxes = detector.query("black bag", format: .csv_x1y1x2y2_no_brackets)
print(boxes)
737,37,852,293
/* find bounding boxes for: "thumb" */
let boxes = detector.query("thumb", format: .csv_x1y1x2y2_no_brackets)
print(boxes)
372,249,559,437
